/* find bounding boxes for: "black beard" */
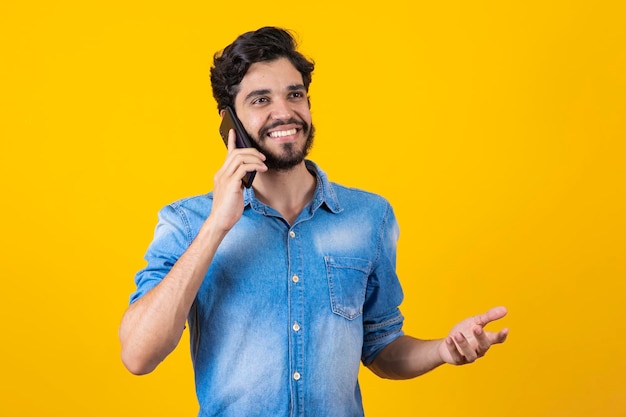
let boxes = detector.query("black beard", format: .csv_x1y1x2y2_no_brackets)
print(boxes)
249,120,315,171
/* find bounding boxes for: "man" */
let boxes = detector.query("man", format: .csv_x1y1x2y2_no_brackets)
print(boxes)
119,26,509,416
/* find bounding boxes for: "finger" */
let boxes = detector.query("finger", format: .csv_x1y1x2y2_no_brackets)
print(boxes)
453,332,478,363
233,161,263,181
473,326,493,354
219,150,267,178
490,328,509,345
474,306,508,327
221,154,267,187
227,129,237,152
444,336,465,364
216,163,265,190
216,131,240,179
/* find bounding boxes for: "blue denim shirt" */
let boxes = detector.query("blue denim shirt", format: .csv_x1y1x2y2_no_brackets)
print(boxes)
130,161,405,417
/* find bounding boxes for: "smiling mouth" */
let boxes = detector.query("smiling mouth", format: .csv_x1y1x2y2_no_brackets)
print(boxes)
268,128,298,138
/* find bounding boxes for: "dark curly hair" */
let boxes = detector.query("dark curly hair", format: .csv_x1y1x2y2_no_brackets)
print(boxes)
210,27,315,113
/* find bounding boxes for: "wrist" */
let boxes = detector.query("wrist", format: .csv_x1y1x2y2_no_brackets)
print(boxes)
201,215,231,240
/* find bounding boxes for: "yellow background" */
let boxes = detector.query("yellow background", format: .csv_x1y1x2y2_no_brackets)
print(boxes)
1,0,625,416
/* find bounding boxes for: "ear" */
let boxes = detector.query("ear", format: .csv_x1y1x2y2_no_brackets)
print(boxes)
219,109,225,118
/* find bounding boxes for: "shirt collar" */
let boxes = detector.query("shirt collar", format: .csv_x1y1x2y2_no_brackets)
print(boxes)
243,160,343,215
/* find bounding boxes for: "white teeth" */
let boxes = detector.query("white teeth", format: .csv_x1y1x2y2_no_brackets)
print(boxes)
269,128,297,138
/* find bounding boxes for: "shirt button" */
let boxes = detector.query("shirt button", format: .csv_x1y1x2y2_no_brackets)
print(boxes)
289,230,296,238
293,371,301,381
292,322,301,332
292,274,299,283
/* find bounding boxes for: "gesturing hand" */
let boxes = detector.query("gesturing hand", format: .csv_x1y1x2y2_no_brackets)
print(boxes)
438,306,509,365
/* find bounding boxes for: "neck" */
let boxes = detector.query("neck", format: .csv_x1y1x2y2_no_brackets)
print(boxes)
251,161,317,224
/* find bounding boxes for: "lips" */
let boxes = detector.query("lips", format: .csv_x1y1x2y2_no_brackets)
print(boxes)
260,118,307,140
268,128,298,138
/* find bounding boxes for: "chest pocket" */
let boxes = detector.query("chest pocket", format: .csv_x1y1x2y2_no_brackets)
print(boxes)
324,256,372,320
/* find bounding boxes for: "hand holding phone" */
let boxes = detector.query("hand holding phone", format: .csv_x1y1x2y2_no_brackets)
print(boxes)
219,106,256,188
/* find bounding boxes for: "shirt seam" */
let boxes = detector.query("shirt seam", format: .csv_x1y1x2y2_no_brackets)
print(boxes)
363,327,404,343
169,201,194,246
363,312,404,333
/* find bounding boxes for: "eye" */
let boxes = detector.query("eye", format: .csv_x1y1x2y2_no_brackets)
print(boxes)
251,97,269,105
289,91,306,100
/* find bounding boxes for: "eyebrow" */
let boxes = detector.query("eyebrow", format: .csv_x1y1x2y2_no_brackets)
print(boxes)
244,84,306,102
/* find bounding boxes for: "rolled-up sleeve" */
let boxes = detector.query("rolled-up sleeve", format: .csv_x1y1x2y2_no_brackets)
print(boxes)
361,203,405,366
129,204,192,304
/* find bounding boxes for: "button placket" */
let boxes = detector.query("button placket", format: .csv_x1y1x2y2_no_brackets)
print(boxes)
287,225,305,413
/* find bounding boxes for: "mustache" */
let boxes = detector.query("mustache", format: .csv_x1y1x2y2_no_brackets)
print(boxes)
258,118,308,139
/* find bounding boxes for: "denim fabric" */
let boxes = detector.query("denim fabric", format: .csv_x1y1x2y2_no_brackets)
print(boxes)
130,161,405,417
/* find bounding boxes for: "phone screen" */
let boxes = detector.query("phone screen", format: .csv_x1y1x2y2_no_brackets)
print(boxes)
219,106,256,188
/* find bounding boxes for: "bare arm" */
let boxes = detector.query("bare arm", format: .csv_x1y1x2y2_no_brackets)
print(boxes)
368,306,509,380
119,219,227,375
368,336,444,379
118,130,267,375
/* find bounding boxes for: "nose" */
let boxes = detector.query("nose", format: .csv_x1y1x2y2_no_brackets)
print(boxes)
269,98,293,121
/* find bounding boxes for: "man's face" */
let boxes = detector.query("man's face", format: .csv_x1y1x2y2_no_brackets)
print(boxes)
233,57,314,171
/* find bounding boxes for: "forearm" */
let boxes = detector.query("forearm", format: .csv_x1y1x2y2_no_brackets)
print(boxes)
367,335,445,380
119,217,227,375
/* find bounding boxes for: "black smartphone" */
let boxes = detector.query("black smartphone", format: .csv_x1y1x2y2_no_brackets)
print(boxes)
219,106,256,188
